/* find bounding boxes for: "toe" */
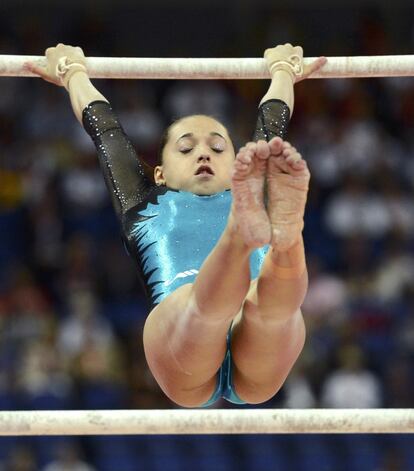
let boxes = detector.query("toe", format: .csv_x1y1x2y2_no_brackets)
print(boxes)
237,150,253,165
286,151,302,165
283,146,297,157
256,140,271,160
284,149,309,175
268,137,283,156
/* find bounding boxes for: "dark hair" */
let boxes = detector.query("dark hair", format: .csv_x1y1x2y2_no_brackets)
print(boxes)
156,123,174,166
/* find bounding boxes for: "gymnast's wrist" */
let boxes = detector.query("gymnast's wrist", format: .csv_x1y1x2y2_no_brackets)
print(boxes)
54,56,88,90
65,69,90,92
269,64,296,82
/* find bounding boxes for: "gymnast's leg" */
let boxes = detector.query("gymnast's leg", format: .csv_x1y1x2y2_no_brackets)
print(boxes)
143,141,272,407
231,139,309,404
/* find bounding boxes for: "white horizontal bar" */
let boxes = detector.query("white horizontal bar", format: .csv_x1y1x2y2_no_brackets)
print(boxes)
0,409,413,435
1,55,414,79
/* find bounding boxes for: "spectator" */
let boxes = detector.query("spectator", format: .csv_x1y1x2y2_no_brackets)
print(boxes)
321,344,382,408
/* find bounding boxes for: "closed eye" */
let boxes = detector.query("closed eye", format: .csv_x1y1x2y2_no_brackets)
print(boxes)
180,148,192,154
212,148,224,153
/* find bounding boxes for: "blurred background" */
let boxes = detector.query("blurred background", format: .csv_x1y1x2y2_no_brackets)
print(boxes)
1,0,414,469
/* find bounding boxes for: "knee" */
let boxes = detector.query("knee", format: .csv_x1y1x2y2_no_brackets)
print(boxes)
145,354,218,408
234,381,283,405
161,380,217,408
143,356,211,407
232,367,287,405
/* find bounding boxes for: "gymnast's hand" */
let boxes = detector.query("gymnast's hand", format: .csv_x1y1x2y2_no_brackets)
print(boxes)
24,43,88,90
264,43,326,83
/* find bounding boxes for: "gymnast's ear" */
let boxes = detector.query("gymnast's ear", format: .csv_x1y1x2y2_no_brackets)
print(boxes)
154,165,166,186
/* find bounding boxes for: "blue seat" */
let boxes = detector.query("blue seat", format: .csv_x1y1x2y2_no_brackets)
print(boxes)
337,435,383,471
0,437,19,462
290,435,337,471
145,436,191,471
234,435,289,470
78,381,127,409
21,390,71,411
186,436,235,471
32,436,69,468
88,435,138,471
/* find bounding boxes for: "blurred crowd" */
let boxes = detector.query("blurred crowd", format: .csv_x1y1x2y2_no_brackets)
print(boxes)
2,3,414,470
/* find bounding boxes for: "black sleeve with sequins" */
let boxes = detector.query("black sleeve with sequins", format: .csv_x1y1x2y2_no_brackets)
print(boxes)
253,99,291,142
82,100,155,218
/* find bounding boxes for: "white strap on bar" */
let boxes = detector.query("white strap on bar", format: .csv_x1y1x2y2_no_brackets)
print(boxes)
1,55,414,79
0,409,413,436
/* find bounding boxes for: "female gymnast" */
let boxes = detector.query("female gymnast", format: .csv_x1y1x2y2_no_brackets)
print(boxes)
26,44,326,407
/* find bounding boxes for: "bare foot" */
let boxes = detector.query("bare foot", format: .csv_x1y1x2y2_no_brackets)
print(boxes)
230,140,271,248
267,137,310,251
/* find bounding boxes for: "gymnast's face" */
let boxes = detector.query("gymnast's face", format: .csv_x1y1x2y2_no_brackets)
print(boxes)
154,115,235,195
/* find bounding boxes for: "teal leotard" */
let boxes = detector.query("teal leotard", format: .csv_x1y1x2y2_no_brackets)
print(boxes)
82,99,290,405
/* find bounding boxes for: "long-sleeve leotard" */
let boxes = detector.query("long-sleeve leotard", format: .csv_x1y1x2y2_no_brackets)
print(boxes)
82,99,290,308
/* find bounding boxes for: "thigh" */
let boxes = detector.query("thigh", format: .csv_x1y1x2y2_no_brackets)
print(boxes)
143,283,228,407
230,281,306,404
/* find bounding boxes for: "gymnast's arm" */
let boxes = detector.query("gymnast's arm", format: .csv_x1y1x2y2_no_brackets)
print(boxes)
254,44,326,142
25,44,154,220
68,75,154,219
253,72,293,142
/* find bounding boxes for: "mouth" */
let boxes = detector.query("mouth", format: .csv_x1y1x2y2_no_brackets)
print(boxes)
195,165,215,176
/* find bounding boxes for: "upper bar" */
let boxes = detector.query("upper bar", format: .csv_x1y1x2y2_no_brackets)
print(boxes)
0,409,413,435
1,55,414,79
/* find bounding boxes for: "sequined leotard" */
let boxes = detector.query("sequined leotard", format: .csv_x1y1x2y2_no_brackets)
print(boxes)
82,99,290,404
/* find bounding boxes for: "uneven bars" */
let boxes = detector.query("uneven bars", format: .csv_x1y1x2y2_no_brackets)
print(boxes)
0,409,413,436
1,55,414,79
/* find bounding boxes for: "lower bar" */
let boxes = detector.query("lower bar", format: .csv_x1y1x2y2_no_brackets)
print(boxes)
0,409,412,436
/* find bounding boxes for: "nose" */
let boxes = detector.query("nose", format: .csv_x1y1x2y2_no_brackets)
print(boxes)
197,154,211,163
